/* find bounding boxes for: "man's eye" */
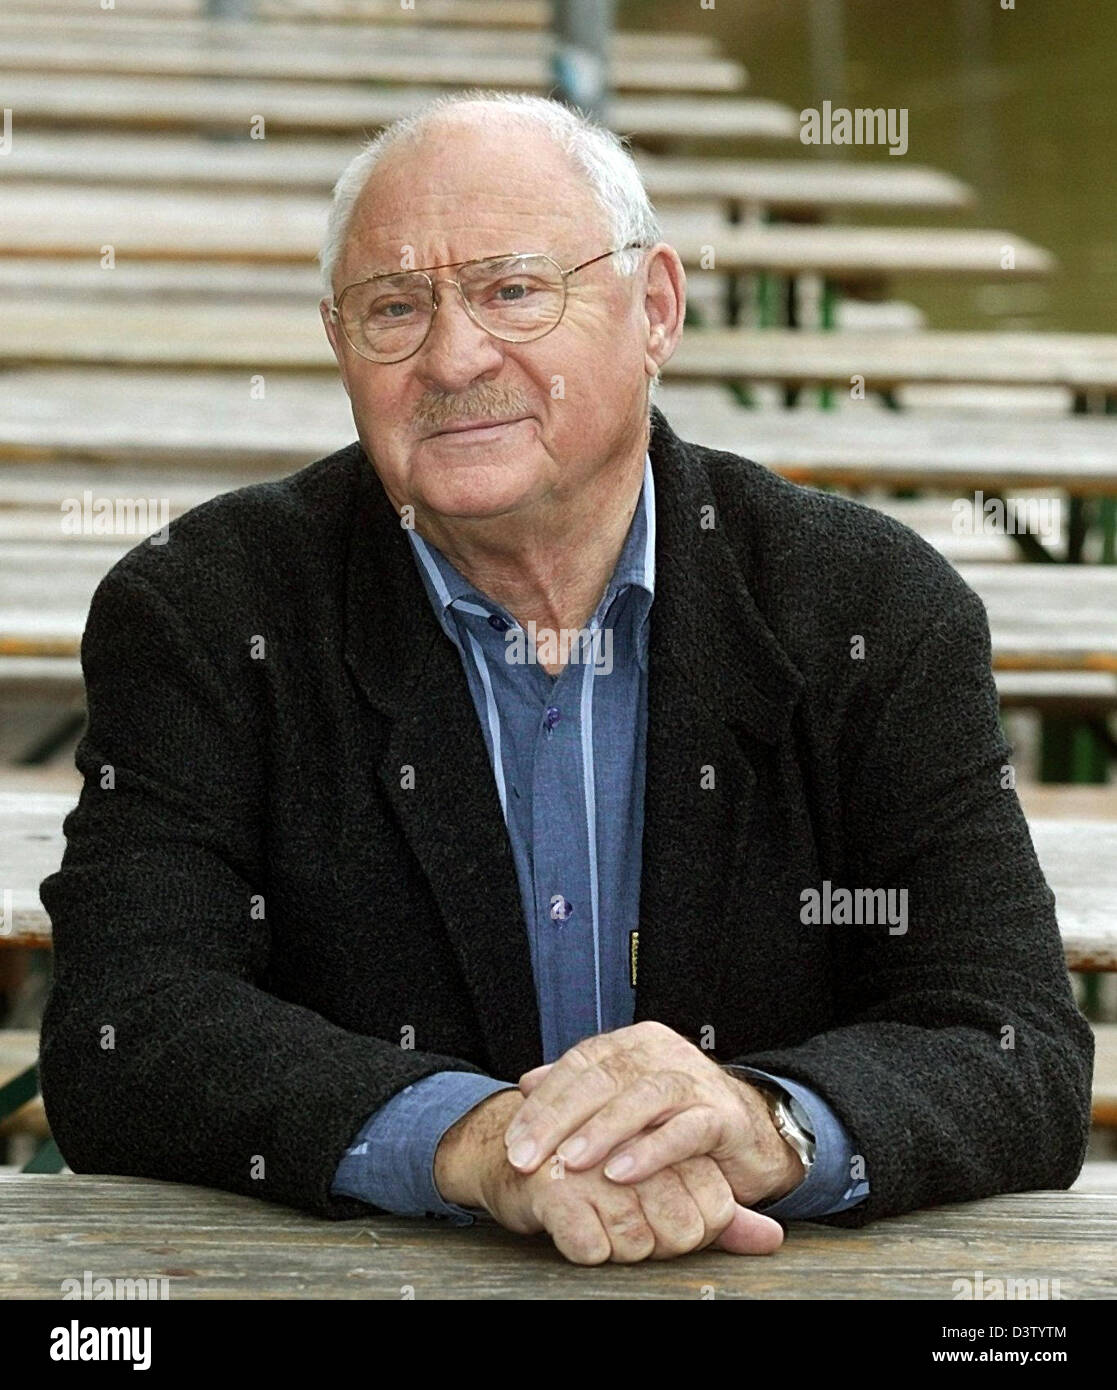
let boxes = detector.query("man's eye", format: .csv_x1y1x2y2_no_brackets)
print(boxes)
371,300,416,320
492,280,539,302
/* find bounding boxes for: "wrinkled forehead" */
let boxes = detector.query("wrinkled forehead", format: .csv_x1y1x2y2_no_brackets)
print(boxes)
338,118,608,283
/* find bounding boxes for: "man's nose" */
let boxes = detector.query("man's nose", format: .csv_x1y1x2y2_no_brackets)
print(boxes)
416,278,504,384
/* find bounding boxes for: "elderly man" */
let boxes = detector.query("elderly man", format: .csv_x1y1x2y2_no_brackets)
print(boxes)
39,92,1091,1268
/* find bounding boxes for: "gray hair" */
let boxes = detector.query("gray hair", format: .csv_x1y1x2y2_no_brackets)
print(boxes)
319,89,662,293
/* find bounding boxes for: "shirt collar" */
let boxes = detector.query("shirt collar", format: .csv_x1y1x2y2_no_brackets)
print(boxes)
407,450,655,636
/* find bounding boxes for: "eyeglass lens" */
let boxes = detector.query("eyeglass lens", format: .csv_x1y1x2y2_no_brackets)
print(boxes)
339,254,566,361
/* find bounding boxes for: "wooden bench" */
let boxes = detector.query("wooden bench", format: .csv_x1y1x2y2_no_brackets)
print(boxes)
2,543,1117,663
0,31,748,94
7,0,555,27
0,10,719,58
1,373,1114,498
10,315,1105,388
0,73,800,142
0,186,1047,276
0,134,974,214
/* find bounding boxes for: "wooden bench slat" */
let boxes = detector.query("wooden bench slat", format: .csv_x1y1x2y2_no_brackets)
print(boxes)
10,311,1111,390
4,0,554,27
0,185,1046,274
0,73,799,141
0,13,717,57
1,373,1113,494
0,135,973,211
1094,1024,1117,1127
0,34,747,94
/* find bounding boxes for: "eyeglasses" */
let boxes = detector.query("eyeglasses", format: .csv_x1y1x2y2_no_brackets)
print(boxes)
328,242,646,364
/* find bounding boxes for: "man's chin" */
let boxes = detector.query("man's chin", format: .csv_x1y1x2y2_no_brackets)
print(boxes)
411,457,546,522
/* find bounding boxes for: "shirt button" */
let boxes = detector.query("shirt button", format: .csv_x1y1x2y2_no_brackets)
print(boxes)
544,705,561,732
549,895,574,923
487,613,511,632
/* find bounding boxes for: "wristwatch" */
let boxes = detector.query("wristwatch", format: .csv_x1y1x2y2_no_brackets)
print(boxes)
758,1083,816,1178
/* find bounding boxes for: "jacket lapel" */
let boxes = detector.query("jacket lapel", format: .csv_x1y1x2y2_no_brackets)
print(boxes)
634,409,806,1034
342,453,543,1081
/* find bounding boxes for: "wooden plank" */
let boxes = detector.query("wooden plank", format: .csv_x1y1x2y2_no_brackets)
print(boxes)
0,73,799,142
958,566,1117,674
0,135,972,213
1018,786,1117,821
2,374,1115,495
1028,822,1117,973
0,33,747,94
997,673,1117,715
0,12,720,59
2,0,554,27
5,311,1112,394
4,789,1114,967
0,1174,1113,1298
0,185,1044,274
671,329,1117,391
1095,1025,1117,1127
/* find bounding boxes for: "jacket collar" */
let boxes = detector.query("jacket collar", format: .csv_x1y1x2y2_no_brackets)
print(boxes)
342,408,805,1077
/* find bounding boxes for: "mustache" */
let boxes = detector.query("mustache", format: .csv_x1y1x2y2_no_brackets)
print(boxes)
414,385,532,433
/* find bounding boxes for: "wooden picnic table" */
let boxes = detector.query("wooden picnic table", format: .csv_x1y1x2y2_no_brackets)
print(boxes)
0,32,747,93
0,186,1045,275
0,135,973,213
0,1174,1113,1298
2,784,1112,965
0,73,799,142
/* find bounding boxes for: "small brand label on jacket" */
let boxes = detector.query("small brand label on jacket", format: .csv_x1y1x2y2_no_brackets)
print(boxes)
629,931,639,988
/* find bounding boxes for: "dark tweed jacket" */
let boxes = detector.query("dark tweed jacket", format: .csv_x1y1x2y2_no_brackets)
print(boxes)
38,405,1093,1225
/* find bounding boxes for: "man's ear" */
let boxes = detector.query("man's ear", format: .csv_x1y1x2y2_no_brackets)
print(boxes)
642,244,687,383
320,297,352,396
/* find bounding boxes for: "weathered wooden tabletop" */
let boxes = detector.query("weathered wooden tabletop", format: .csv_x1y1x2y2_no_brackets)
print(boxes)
0,1175,1113,1299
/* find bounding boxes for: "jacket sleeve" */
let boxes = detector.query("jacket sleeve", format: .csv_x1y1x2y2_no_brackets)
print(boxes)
726,582,1094,1226
38,557,493,1220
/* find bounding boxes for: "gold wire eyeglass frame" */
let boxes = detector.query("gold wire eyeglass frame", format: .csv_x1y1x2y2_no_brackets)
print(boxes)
327,241,647,363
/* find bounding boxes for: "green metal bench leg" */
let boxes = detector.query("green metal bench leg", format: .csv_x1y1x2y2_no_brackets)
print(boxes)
0,1062,39,1121
23,1137,65,1174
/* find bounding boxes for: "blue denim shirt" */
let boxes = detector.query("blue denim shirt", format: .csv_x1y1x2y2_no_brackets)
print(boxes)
332,452,869,1223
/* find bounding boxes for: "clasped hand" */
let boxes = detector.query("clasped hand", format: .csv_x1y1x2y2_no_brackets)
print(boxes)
481,1021,799,1264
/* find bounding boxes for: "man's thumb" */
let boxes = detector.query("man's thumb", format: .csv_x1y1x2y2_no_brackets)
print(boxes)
712,1204,784,1255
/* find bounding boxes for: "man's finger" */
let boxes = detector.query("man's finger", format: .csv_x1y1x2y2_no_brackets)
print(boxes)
552,1072,701,1173
504,1057,631,1172
517,1063,553,1094
590,1105,717,1182
711,1205,785,1256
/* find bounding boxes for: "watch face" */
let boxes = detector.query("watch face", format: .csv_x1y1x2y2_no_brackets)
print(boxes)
786,1093,816,1143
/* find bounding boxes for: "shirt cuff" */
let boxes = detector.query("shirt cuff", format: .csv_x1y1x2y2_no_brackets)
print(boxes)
720,1064,870,1220
330,1071,519,1225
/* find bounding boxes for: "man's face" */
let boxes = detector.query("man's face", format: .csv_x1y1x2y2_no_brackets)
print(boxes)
320,118,667,527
